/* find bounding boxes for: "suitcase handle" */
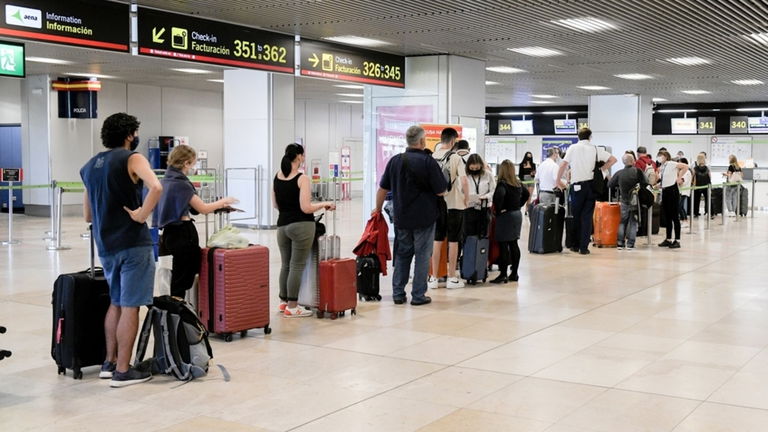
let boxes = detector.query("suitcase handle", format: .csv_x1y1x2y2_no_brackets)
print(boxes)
89,224,96,279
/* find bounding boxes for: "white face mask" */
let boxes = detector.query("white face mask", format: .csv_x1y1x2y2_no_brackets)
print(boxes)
658,156,666,163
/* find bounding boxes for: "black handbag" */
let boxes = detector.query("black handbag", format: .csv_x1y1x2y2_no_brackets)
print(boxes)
591,148,606,195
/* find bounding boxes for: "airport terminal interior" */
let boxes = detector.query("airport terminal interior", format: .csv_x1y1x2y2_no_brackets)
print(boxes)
3,1,768,431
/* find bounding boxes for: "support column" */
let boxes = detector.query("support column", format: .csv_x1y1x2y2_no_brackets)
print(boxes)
588,94,654,172
21,74,52,216
223,69,294,228
362,55,485,214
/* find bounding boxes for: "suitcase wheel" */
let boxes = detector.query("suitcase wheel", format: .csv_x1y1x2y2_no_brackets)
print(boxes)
351,308,357,316
339,311,345,317
317,311,325,319
73,368,83,380
264,325,272,335
224,333,233,342
57,366,65,376
240,330,248,338
330,312,338,320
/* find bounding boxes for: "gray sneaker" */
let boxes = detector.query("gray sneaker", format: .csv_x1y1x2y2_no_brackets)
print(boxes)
110,366,152,388
99,361,116,379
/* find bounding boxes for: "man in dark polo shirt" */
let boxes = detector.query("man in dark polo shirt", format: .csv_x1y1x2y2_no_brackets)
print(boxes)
374,125,447,305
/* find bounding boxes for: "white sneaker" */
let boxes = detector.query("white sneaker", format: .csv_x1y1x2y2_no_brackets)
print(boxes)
427,277,439,289
283,307,313,318
446,278,465,289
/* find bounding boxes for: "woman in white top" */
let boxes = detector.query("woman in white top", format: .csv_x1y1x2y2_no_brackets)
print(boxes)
657,150,688,248
462,153,496,238
678,157,692,223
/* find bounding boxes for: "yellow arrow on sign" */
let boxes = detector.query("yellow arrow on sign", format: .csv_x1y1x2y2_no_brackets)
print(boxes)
309,53,319,68
152,27,166,43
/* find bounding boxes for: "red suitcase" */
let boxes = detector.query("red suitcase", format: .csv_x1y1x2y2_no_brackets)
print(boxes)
317,258,357,319
199,246,271,341
592,202,621,248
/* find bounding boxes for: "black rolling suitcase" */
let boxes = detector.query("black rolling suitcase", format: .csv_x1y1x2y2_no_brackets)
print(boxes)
356,255,381,301
711,188,723,216
51,226,111,379
740,185,749,216
528,203,564,254
637,202,661,236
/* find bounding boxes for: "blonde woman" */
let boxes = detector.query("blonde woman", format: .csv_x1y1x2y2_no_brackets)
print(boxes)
491,160,529,284
692,152,711,217
725,154,743,216
156,145,237,298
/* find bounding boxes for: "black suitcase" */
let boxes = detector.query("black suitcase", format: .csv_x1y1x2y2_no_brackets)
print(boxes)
711,188,723,216
460,235,489,284
51,226,111,379
637,202,661,237
528,203,564,254
740,185,749,216
356,255,381,301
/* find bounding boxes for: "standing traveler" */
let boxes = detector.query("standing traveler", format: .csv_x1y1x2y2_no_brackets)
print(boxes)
657,150,688,248
375,125,447,305
491,160,529,283
692,153,711,218
429,128,466,289
556,128,617,255
273,143,335,317
608,153,647,250
519,152,536,211
155,145,237,299
635,146,656,174
725,154,743,217
81,113,162,387
461,154,495,237
678,158,692,224
535,148,563,205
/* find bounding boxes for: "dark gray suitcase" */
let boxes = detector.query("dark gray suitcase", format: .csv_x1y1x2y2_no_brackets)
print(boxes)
460,235,489,284
528,203,564,254
739,185,749,216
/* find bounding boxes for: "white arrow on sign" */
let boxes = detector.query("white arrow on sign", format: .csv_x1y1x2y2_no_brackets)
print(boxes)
152,27,166,43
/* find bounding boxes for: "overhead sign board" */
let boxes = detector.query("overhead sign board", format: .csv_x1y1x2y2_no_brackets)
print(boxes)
748,117,768,134
0,39,23,77
137,7,294,73
498,119,513,135
697,116,715,134
729,116,748,134
0,0,129,51
300,39,405,88
671,118,697,134
553,118,577,134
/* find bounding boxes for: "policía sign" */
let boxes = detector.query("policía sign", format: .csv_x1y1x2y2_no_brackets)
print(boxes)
300,39,405,88
0,0,129,51
137,7,294,73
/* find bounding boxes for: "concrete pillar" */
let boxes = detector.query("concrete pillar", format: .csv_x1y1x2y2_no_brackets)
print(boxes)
588,94,654,172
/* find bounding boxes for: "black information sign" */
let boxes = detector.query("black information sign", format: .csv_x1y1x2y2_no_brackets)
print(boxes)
137,7,294,74
0,168,21,182
0,0,128,52
498,120,513,135
730,116,748,134
697,116,715,134
300,39,404,88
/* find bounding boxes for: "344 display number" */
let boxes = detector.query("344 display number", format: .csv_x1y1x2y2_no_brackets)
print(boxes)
363,61,401,81
233,41,288,63
499,122,512,132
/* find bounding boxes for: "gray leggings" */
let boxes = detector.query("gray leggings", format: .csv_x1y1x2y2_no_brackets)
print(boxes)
277,221,315,302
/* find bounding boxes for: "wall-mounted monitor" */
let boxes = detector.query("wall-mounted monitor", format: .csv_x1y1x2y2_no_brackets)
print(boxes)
671,118,697,134
511,120,534,135
553,119,577,134
748,117,768,134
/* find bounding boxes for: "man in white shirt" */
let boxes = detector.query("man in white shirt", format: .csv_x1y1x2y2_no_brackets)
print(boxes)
556,128,617,255
536,147,564,205
429,128,466,289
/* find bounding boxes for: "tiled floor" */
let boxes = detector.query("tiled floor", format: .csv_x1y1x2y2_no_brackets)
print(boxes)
1,201,767,431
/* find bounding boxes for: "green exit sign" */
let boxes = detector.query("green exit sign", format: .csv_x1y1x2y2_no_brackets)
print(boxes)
0,40,25,78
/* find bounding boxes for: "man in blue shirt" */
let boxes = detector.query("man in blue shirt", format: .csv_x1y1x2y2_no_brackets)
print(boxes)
373,125,447,305
80,113,163,387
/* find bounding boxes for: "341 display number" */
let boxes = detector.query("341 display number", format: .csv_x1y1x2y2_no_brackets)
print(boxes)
363,61,401,81
699,121,714,130
233,41,288,63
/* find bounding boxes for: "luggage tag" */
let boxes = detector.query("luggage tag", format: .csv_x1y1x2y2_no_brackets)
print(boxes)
573,184,582,192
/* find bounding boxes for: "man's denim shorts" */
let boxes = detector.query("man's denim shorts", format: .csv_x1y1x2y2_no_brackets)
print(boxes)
100,246,155,307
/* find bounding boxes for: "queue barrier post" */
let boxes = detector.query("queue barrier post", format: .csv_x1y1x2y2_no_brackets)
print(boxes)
1,181,20,246
706,184,712,231
736,182,742,222
752,180,756,219
46,186,71,251
722,184,726,226
43,180,57,240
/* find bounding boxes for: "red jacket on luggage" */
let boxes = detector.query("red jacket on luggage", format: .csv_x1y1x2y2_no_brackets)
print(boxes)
353,212,391,275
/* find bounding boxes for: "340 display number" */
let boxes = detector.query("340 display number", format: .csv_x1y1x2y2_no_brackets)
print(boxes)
363,61,401,81
233,41,288,63
731,120,747,129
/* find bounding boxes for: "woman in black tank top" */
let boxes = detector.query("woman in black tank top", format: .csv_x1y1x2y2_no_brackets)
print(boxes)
273,144,335,317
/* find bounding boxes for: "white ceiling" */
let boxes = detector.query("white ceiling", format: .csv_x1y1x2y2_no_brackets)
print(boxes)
12,0,768,106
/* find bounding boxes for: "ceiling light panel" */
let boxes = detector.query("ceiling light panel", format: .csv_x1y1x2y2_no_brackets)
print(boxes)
652,97,668,102
551,17,617,33
323,35,390,47
615,73,653,80
681,90,710,94
731,79,763,86
665,57,711,66
336,93,363,97
339,100,363,104
530,100,554,104
485,81,500,85
744,33,768,45
334,84,365,89
531,94,558,98
26,56,73,65
508,46,563,57
171,68,213,74
486,66,526,73
578,85,611,90
63,72,116,79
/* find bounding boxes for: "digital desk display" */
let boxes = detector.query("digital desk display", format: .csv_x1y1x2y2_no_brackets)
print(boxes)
137,7,294,73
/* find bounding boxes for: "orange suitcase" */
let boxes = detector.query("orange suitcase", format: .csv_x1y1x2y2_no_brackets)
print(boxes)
429,240,449,278
199,246,271,341
592,202,621,248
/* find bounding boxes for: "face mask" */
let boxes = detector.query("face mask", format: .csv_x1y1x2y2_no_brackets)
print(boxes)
469,169,483,176
658,156,666,163
130,135,140,151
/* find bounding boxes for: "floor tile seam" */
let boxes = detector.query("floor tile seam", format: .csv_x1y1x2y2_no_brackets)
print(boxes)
283,363,459,431
700,345,768,403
